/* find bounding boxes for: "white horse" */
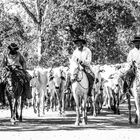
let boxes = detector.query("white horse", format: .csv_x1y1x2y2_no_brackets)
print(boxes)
69,60,89,126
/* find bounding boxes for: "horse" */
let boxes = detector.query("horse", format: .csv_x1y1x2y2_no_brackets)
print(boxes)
122,61,140,125
69,61,89,126
2,65,25,125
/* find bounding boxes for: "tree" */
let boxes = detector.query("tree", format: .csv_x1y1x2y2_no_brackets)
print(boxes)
18,0,49,62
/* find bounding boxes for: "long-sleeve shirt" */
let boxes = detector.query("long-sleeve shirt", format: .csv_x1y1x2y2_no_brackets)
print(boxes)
127,47,140,69
71,47,92,66
2,51,26,70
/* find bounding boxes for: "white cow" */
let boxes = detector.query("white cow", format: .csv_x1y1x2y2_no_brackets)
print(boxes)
30,66,49,116
48,66,67,115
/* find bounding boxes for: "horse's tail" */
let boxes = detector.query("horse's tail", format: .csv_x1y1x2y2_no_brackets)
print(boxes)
0,82,6,106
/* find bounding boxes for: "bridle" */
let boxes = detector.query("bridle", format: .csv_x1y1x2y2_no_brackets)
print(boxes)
4,66,18,94
71,65,83,83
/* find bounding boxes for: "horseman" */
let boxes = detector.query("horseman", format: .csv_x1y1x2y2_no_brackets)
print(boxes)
2,43,32,101
71,37,95,96
127,36,140,68
121,36,140,96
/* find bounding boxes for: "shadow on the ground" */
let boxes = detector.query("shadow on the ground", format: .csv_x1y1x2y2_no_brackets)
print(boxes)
0,101,139,131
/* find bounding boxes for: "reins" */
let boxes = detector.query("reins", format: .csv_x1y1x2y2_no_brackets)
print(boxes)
72,68,89,90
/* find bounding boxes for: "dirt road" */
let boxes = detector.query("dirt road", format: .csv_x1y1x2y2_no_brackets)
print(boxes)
0,100,140,140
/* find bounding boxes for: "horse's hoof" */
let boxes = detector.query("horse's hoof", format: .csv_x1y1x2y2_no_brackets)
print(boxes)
11,119,16,125
82,121,87,126
75,122,80,126
34,110,37,114
11,122,15,125
58,112,62,117
129,121,133,125
19,117,22,122
134,118,138,124
93,113,97,117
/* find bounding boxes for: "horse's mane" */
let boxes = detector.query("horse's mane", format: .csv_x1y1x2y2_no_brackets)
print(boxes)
4,66,24,85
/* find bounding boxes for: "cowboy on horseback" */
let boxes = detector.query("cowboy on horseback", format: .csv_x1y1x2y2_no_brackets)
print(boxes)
71,38,95,96
2,43,32,101
121,36,140,97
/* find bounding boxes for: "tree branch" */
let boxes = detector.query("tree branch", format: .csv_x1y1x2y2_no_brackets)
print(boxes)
35,0,40,22
42,0,49,23
19,0,39,24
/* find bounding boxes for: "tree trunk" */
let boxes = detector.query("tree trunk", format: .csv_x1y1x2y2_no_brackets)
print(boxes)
37,24,42,62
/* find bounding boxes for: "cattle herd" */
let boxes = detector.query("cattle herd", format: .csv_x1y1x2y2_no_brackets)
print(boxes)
0,62,138,126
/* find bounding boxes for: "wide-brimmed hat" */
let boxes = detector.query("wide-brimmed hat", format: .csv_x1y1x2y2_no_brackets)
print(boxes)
8,43,19,50
73,38,86,45
131,36,140,43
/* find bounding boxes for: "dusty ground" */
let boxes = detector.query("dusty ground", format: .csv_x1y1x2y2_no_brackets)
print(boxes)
0,100,140,140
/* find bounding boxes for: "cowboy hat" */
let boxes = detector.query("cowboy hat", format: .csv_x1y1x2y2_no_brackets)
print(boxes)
8,43,19,50
73,38,86,45
131,36,140,43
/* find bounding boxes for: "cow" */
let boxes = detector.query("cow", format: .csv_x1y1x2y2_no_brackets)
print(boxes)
47,71,57,112
89,65,105,116
51,66,67,115
30,66,49,117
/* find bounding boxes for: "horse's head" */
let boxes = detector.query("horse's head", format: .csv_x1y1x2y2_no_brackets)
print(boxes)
69,62,81,82
2,66,15,92
2,66,12,81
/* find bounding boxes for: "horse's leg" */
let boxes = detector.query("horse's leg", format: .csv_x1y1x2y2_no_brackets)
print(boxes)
73,94,80,126
91,92,96,117
134,103,138,124
15,100,19,120
127,93,132,124
10,98,16,125
82,96,87,125
133,86,140,125
19,96,24,122
116,91,120,115
62,92,65,114
7,96,13,118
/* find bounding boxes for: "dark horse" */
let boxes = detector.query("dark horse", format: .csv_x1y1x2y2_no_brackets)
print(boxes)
2,65,25,125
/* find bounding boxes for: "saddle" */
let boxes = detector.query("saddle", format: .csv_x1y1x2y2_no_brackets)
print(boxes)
121,61,136,96
80,63,95,96
3,65,27,85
